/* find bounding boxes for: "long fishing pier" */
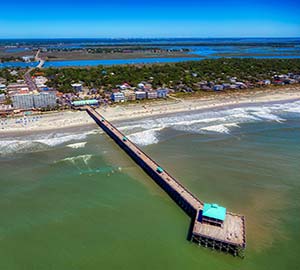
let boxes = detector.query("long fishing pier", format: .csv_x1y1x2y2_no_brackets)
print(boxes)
85,106,246,256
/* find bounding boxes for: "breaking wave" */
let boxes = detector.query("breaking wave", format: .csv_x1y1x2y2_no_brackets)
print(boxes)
55,154,93,171
0,130,94,155
59,154,92,165
120,99,300,146
128,128,161,146
1,100,299,151
66,142,87,149
201,123,240,134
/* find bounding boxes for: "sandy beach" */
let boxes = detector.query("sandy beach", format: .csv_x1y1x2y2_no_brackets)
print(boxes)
1,86,299,134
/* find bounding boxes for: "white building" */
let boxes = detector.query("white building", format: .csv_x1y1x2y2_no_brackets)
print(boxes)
146,91,158,99
22,55,34,62
137,83,145,89
0,84,7,91
0,93,6,103
71,83,83,92
34,76,48,88
10,70,18,76
135,91,147,100
12,93,34,109
33,92,57,108
12,92,57,109
123,90,136,101
111,92,125,102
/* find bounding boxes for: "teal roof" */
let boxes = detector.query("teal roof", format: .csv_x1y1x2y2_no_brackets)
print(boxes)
202,203,226,221
72,99,98,106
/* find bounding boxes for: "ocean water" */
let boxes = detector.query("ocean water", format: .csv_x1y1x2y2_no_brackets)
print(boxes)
0,100,300,269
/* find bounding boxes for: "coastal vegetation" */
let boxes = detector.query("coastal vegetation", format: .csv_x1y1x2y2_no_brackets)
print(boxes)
0,68,22,83
46,46,191,54
0,56,24,62
39,58,300,93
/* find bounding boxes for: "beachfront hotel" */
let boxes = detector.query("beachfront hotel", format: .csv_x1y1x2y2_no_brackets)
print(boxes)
11,91,57,109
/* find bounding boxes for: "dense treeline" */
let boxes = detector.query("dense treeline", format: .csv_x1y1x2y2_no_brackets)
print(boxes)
0,68,22,83
41,58,300,93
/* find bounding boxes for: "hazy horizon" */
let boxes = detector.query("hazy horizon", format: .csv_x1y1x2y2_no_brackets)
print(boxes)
0,37,300,40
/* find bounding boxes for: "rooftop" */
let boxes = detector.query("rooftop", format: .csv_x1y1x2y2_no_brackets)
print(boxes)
202,203,226,221
72,99,98,106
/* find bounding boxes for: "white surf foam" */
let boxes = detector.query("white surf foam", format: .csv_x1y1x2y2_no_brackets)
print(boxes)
127,128,160,146
58,154,93,170
250,109,285,122
118,101,299,145
0,130,94,155
201,123,240,134
60,154,92,165
282,101,300,114
66,142,87,149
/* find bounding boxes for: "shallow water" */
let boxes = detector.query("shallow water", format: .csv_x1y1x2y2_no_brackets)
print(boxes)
0,100,300,269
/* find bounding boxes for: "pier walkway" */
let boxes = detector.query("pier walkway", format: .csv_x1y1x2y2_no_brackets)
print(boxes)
86,106,246,256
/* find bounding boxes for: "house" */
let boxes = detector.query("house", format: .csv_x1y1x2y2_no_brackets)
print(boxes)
71,83,83,92
137,83,145,89
0,84,6,91
273,79,284,85
118,83,131,90
135,91,147,100
146,91,158,99
144,83,153,90
222,83,231,90
236,82,247,89
34,76,48,88
263,79,271,85
284,78,297,84
213,85,224,91
10,70,18,76
111,92,125,102
0,93,6,103
123,90,136,101
230,77,237,83
157,89,169,98
201,85,212,91
200,203,226,227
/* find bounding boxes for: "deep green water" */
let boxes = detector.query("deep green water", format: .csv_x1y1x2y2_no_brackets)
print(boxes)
0,106,300,269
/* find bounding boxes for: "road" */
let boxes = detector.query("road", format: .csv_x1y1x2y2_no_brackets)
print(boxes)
24,68,38,91
23,49,45,91
35,49,45,68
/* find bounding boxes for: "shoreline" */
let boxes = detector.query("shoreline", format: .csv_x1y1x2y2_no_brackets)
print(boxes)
0,87,299,136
